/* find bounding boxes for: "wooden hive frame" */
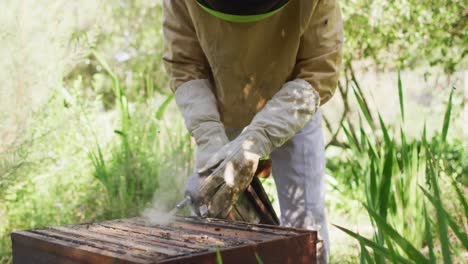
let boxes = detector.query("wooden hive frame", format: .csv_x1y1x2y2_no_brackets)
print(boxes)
12,217,317,264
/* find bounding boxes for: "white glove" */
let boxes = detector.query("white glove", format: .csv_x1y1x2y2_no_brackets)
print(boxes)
174,79,229,171
185,138,260,218
192,79,320,218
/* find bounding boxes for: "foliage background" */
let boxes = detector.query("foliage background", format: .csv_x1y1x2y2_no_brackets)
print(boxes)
0,0,466,262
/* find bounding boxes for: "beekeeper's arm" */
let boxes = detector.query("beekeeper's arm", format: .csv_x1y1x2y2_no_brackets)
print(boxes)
192,0,344,218
162,0,229,171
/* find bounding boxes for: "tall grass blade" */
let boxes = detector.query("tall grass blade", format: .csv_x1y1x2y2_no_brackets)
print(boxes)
216,248,223,264
334,225,413,264
93,50,130,123
349,123,361,151
441,88,454,142
366,140,378,161
365,206,430,263
92,50,117,80
145,74,154,97
342,124,361,153
423,204,436,263
368,159,378,210
90,149,106,184
378,114,391,147
420,186,468,249
451,175,468,219
155,94,174,120
255,253,264,264
360,242,373,264
399,127,409,170
422,123,427,146
353,87,375,130
89,144,110,203
378,145,394,220
349,64,375,125
423,147,452,263
446,217,468,250
359,116,368,151
398,71,405,123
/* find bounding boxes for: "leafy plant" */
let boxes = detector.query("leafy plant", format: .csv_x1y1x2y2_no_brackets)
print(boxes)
336,75,466,262
341,0,466,72
89,52,192,219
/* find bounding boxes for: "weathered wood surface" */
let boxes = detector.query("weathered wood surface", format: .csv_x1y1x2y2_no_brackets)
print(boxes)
12,217,317,264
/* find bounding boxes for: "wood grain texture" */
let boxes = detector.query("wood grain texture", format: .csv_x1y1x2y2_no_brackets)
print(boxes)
12,217,317,264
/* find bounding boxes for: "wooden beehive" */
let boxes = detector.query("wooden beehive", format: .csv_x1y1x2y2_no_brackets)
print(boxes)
11,217,317,264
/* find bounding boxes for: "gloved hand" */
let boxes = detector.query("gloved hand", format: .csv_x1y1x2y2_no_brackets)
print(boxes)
184,136,261,217
174,79,230,171
185,79,321,218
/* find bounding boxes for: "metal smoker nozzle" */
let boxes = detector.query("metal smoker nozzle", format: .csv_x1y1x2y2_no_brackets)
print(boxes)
175,197,209,218
176,197,190,211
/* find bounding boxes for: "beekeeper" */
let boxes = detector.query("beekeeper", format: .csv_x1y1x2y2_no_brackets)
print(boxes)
162,1,343,262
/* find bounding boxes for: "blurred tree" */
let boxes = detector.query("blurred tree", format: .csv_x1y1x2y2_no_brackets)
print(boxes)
65,0,167,109
342,0,467,73
65,0,466,106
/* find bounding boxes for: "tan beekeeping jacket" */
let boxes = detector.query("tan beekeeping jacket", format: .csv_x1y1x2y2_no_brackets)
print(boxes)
163,0,343,129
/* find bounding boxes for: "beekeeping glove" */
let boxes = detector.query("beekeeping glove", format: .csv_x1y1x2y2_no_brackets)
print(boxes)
184,144,260,218
190,79,320,218
174,79,229,171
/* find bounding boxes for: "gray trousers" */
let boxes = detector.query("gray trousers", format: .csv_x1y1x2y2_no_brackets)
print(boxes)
226,110,329,263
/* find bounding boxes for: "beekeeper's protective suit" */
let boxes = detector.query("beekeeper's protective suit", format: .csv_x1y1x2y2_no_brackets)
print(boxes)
163,1,343,262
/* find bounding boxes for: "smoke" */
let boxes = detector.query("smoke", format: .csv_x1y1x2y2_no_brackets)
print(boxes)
141,144,193,225
141,184,182,225
141,173,185,225
142,204,177,226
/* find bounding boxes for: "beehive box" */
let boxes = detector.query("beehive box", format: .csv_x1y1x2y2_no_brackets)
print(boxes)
11,217,317,264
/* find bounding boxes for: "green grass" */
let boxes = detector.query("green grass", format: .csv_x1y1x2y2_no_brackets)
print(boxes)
334,74,467,263
89,51,193,220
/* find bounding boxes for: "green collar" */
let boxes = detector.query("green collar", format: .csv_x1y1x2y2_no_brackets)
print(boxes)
196,1,289,23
